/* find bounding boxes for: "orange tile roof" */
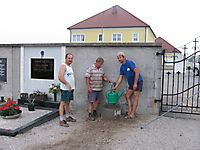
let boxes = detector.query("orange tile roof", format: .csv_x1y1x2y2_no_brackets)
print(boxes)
68,5,150,29
155,37,181,53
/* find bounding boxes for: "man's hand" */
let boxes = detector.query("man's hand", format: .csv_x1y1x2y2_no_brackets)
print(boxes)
133,83,137,91
112,87,116,90
88,87,92,93
112,82,117,90
112,86,117,90
66,83,72,91
108,80,112,83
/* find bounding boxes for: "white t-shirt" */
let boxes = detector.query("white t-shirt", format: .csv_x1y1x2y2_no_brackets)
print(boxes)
60,63,75,90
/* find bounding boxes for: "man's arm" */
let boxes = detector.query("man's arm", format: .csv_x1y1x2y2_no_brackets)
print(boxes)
58,64,71,90
85,67,92,92
103,75,111,83
85,77,92,92
113,75,123,90
133,68,140,90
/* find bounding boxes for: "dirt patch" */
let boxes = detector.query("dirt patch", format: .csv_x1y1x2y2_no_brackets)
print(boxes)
25,117,135,150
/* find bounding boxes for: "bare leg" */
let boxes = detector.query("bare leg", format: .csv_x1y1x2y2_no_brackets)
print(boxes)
130,91,140,117
64,102,70,114
88,102,93,113
59,102,65,116
93,100,99,110
88,102,95,121
125,90,133,116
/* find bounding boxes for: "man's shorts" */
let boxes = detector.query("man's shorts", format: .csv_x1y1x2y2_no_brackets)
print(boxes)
88,91,103,103
128,80,143,92
60,89,74,102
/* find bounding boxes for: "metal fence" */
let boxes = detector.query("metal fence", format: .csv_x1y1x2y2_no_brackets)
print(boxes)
161,38,200,115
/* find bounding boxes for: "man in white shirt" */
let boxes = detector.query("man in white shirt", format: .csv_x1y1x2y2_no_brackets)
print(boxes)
58,53,76,127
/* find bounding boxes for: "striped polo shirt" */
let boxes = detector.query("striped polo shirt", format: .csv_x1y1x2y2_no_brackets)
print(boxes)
85,64,105,91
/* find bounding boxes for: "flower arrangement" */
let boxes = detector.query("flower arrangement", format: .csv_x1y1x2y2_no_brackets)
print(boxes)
0,98,22,116
32,90,47,96
49,83,60,94
30,90,48,101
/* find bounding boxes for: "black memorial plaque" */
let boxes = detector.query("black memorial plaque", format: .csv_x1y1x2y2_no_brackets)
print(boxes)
31,58,54,80
0,58,7,82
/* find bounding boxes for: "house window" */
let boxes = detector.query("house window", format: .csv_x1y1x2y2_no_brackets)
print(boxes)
98,33,103,42
112,33,121,42
132,33,139,42
31,58,54,80
72,34,85,42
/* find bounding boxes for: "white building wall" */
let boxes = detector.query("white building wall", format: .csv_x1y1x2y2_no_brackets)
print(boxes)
23,46,64,99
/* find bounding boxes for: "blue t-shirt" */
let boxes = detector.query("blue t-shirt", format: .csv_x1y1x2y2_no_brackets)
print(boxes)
120,60,143,86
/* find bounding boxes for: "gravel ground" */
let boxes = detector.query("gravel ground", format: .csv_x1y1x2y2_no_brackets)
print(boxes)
0,110,200,150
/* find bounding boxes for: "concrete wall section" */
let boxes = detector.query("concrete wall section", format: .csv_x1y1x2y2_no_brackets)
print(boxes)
12,47,21,99
66,45,162,114
0,46,20,100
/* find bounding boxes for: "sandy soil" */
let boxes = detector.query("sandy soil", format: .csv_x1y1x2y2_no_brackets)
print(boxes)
0,111,200,150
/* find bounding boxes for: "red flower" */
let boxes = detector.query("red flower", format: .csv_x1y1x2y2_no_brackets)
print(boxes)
7,98,12,103
14,106,20,110
3,106,9,110
5,102,11,107
12,101,17,105
0,107,3,111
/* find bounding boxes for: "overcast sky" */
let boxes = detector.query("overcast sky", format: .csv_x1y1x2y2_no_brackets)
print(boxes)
0,0,199,50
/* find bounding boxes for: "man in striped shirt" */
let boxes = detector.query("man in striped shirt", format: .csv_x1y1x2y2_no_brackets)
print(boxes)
85,57,111,121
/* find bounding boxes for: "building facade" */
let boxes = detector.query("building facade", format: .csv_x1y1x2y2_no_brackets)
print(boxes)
155,37,182,72
68,5,156,43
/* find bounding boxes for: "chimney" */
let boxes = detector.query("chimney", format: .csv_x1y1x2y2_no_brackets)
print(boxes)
112,5,117,14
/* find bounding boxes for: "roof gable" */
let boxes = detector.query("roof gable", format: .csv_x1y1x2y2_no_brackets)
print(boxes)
68,5,150,29
155,37,181,53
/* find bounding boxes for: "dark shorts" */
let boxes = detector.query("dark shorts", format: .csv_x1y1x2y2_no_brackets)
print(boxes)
88,91,103,103
60,89,74,102
128,80,143,92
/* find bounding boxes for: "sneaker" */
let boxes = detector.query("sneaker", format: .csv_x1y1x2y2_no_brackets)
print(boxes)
65,116,76,122
124,112,129,119
59,120,69,127
93,110,98,118
88,114,95,121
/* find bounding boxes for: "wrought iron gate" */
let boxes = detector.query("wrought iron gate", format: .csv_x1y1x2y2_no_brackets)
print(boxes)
161,38,200,115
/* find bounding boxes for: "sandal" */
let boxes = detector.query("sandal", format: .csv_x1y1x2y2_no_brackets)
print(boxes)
128,114,136,119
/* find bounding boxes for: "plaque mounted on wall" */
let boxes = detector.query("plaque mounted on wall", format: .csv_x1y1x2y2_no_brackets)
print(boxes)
0,58,7,82
31,58,54,80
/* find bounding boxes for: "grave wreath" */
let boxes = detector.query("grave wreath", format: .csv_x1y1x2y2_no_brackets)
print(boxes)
0,98,22,119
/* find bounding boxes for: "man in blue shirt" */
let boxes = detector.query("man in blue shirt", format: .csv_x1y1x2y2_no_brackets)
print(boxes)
113,52,143,119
